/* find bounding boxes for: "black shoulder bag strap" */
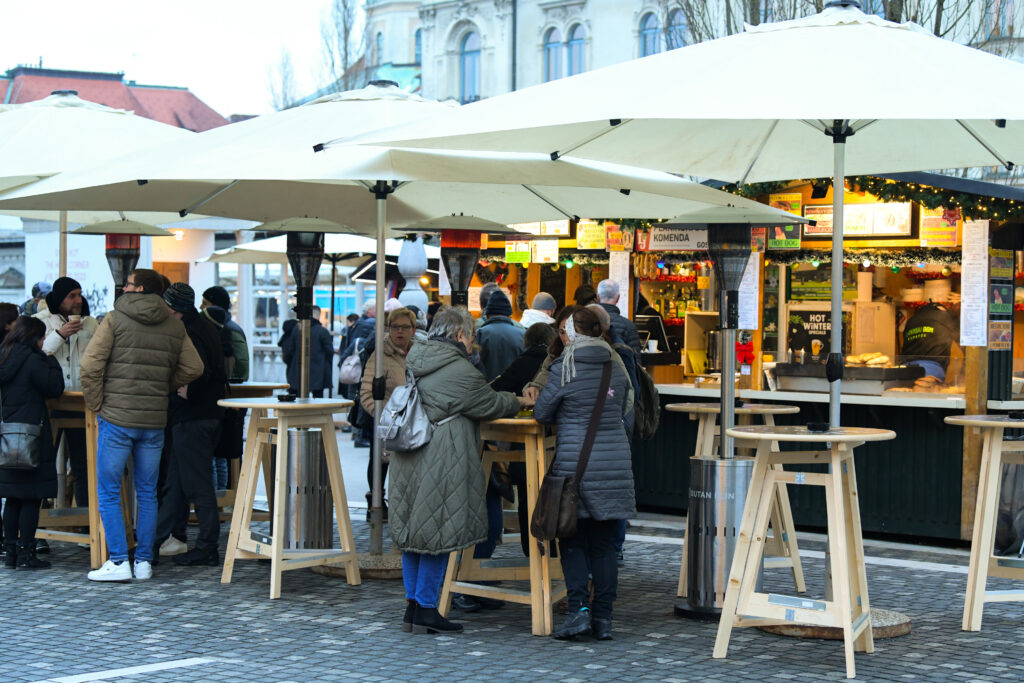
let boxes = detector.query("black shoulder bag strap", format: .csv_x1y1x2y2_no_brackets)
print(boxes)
573,360,612,483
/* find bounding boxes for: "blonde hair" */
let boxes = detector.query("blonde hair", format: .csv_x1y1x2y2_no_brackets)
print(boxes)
386,307,417,329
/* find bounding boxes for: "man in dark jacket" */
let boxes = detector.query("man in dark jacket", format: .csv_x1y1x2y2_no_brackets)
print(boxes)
201,286,249,382
597,278,643,355
342,302,376,447
154,283,227,567
476,291,525,382
80,269,203,582
281,307,334,397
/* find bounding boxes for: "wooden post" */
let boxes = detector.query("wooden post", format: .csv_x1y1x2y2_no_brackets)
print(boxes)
961,346,989,541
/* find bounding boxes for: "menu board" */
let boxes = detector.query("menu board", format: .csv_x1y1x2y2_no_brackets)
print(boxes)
531,239,559,264
920,206,961,247
608,251,631,316
576,220,607,250
504,240,531,264
604,223,635,252
738,252,761,331
803,202,912,237
508,220,570,236
959,220,989,347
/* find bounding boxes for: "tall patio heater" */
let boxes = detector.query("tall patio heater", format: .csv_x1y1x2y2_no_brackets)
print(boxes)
71,219,173,299
439,229,481,307
286,231,325,398
676,223,759,619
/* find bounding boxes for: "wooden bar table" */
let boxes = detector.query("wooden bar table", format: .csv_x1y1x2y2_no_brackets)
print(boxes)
219,396,360,599
665,402,805,598
944,414,1024,631
437,417,565,636
714,425,895,680
42,390,107,568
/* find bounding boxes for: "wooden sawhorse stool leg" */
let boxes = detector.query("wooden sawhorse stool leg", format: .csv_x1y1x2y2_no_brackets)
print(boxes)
963,429,1024,631
714,442,871,679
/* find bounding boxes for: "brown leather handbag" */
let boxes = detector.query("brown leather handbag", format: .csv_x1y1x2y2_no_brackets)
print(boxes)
530,360,612,541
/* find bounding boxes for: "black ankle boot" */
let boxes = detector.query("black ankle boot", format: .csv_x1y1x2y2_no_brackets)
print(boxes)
3,543,16,569
411,605,464,634
402,600,417,632
553,608,592,640
16,541,50,570
592,617,613,640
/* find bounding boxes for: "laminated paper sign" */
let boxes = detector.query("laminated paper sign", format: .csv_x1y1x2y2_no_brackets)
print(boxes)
989,321,1012,351
960,220,989,346
504,240,530,264
738,252,761,331
531,239,559,264
576,220,607,250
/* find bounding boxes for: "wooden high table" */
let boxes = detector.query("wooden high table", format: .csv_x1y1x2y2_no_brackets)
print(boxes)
438,417,565,636
665,402,806,598
714,425,896,680
944,414,1024,631
219,396,360,599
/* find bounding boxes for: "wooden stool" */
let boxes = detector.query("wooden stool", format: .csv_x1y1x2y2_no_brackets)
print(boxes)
945,414,1024,631
437,418,565,636
665,403,805,599
219,397,360,599
714,425,895,680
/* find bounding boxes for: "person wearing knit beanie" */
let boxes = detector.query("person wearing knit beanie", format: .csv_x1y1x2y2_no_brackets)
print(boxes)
163,283,196,315
484,290,513,319
201,286,232,311
45,277,83,315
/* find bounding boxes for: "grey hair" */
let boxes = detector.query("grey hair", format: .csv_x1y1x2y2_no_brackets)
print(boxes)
479,282,500,309
429,306,475,343
597,279,620,302
361,300,376,315
531,292,556,312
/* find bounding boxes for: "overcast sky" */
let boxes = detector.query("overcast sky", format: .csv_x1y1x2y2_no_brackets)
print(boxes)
1,1,338,117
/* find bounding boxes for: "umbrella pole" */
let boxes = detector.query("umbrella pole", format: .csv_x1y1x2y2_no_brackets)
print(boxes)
330,258,337,398
370,181,392,555
829,123,848,429
59,210,68,277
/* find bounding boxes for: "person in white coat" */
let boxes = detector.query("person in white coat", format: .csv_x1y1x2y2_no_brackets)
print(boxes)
34,276,99,511
519,292,557,328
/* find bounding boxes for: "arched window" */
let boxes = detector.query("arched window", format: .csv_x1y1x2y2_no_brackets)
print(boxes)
567,24,586,76
376,32,384,65
667,9,688,50
460,31,481,103
415,29,422,64
543,27,562,82
640,13,660,57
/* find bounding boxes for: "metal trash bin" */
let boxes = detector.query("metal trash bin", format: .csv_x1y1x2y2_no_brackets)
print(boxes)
269,427,333,550
676,456,761,619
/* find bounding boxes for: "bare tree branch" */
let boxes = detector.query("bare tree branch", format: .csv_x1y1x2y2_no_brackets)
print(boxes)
267,47,297,111
320,0,366,94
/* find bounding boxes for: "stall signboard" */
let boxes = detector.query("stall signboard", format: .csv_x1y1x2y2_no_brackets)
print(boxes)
989,321,1012,351
508,220,570,236
750,227,767,252
788,310,849,364
990,248,1013,278
920,206,961,247
767,223,801,250
788,263,858,301
576,220,607,250
504,240,531,264
636,225,708,252
770,193,802,216
531,239,559,263
604,222,635,252
803,202,912,237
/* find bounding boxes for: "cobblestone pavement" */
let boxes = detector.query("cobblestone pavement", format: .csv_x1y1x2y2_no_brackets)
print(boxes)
2,511,1023,683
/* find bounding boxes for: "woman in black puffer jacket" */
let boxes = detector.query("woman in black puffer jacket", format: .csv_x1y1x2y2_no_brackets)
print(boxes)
533,306,635,642
0,316,65,570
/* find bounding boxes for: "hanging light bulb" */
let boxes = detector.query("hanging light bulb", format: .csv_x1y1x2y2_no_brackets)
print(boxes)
564,257,574,269
811,260,821,268
891,265,900,274
862,258,871,268
656,259,665,269
916,262,926,269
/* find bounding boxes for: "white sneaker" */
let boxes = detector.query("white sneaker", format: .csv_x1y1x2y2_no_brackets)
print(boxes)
133,560,152,581
87,559,132,582
159,537,187,556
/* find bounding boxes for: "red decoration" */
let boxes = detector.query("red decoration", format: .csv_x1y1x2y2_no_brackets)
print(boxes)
903,301,961,311
664,317,685,326
736,342,755,365
907,271,959,281
942,206,962,226
638,275,697,283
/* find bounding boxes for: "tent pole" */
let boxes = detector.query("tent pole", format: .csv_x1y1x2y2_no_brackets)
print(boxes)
370,182,391,555
829,124,847,429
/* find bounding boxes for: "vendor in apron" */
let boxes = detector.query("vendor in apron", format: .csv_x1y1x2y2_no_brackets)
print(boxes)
899,302,958,382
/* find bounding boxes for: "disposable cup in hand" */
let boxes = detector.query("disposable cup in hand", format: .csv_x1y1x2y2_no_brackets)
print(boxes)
69,315,82,322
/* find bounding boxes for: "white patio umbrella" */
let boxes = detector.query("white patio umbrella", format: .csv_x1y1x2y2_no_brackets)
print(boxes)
0,91,197,274
346,0,1024,427
0,81,792,552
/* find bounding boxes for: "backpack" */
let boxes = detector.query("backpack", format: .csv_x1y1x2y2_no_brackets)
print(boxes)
632,363,660,440
338,338,364,385
376,368,455,452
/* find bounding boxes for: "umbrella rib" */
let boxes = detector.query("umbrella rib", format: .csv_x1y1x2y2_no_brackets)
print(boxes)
521,185,575,219
179,180,240,217
956,120,1015,170
737,120,780,186
551,118,632,160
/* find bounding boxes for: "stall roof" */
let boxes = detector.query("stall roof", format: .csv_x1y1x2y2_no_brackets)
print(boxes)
703,173,1024,201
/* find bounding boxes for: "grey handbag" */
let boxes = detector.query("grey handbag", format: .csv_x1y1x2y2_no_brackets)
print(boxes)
0,386,42,470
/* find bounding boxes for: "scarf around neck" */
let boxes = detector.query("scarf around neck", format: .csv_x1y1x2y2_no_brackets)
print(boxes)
560,333,610,386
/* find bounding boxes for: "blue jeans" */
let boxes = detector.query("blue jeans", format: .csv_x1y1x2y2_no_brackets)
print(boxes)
401,551,449,608
97,417,164,563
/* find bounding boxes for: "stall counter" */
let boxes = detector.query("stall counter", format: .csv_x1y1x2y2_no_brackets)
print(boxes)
655,383,967,410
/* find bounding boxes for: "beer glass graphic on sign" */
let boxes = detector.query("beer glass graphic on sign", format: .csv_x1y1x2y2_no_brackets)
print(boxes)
811,338,823,358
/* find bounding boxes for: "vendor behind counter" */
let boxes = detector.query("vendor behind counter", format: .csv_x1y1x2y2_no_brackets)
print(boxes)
899,302,959,381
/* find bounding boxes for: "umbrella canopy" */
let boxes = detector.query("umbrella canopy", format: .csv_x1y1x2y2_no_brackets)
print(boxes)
396,214,519,234
661,203,809,228
345,2,1024,429
234,232,439,264
253,217,356,233
70,219,173,236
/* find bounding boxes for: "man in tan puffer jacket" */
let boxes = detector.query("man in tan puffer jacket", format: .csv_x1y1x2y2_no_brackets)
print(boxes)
80,268,203,583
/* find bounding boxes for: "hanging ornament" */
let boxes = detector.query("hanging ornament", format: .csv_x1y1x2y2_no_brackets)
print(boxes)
892,266,900,273
942,265,952,277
